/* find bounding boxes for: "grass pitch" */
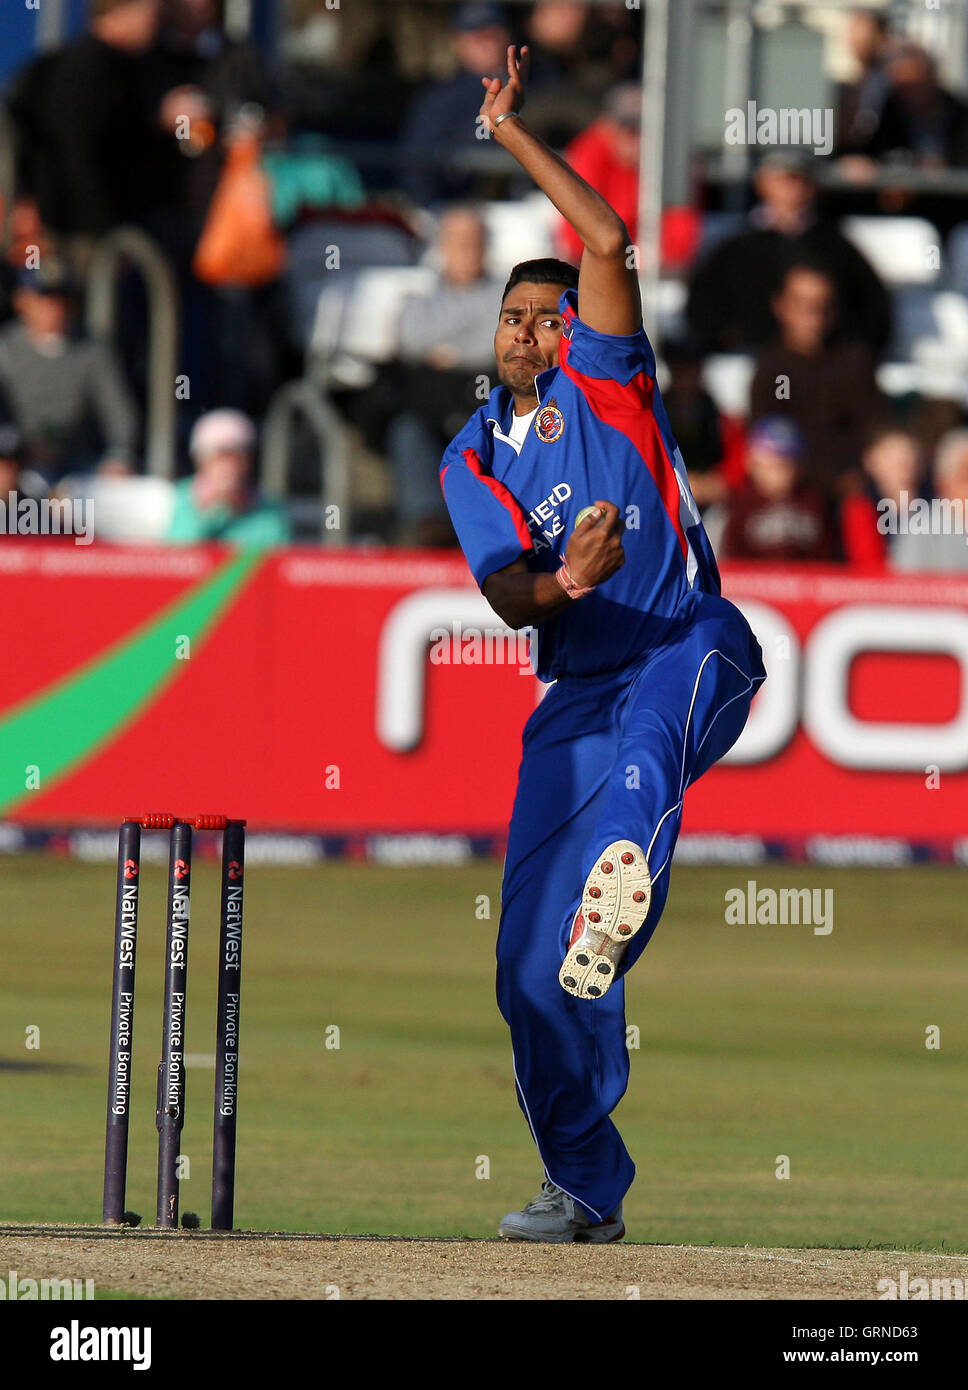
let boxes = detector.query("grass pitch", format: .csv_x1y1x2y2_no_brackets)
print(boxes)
1,856,966,1251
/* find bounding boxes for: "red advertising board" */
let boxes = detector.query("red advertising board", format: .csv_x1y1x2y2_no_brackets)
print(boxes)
0,542,965,860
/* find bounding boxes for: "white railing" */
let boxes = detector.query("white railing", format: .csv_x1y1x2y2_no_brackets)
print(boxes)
85,226,180,479
260,377,352,544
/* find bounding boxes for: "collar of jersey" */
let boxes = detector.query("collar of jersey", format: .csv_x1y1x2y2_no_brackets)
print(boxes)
485,367,558,451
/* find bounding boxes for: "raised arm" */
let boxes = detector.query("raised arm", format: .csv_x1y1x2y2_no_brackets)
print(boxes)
480,46,641,337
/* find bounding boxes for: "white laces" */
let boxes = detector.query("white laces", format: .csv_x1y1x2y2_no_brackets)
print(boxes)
524,1181,567,1213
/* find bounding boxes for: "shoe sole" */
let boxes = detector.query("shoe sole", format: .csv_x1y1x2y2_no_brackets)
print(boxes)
559,840,651,1001
498,1220,626,1244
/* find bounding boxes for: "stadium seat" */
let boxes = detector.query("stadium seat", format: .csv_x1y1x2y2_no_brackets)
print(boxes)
296,197,554,373
943,221,968,294
701,353,756,417
481,193,557,276
652,278,688,342
879,289,968,400
306,266,437,376
840,216,942,287
284,219,422,352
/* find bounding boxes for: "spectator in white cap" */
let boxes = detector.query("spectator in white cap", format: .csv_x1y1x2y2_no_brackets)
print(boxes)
166,408,290,546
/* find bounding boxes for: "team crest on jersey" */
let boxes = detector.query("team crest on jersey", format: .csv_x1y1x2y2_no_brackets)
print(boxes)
534,399,565,443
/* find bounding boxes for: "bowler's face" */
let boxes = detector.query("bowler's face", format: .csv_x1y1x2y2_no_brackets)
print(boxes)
494,281,569,399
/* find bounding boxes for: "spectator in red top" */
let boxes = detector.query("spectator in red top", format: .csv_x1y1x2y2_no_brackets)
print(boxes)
557,85,639,263
722,417,835,562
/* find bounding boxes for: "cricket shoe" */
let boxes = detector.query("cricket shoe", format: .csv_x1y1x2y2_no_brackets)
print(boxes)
559,839,651,1000
498,1181,625,1243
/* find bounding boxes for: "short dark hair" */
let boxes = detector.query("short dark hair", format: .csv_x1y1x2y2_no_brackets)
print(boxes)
779,256,836,285
501,258,579,307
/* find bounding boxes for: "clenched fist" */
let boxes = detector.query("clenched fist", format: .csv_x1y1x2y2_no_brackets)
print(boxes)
565,501,626,588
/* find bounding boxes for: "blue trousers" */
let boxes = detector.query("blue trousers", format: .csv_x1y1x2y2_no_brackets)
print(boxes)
496,589,766,1221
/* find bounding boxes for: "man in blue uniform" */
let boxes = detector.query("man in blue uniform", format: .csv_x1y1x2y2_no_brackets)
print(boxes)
440,48,766,1243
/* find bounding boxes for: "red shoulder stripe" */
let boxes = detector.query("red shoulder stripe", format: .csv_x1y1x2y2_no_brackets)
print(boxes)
460,447,533,552
558,337,688,562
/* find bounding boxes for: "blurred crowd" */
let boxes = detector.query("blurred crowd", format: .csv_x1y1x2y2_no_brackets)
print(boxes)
0,0,967,568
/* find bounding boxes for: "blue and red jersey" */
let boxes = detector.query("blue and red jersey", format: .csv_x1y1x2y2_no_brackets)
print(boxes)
440,288,720,681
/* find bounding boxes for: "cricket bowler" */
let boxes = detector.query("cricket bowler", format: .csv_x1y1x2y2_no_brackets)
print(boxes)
439,47,767,1243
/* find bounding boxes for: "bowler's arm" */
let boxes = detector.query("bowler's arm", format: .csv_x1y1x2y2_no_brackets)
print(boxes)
484,557,570,630
482,46,642,336
484,502,627,629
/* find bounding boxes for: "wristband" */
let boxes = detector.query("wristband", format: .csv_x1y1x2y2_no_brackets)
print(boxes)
493,112,520,129
555,559,595,600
